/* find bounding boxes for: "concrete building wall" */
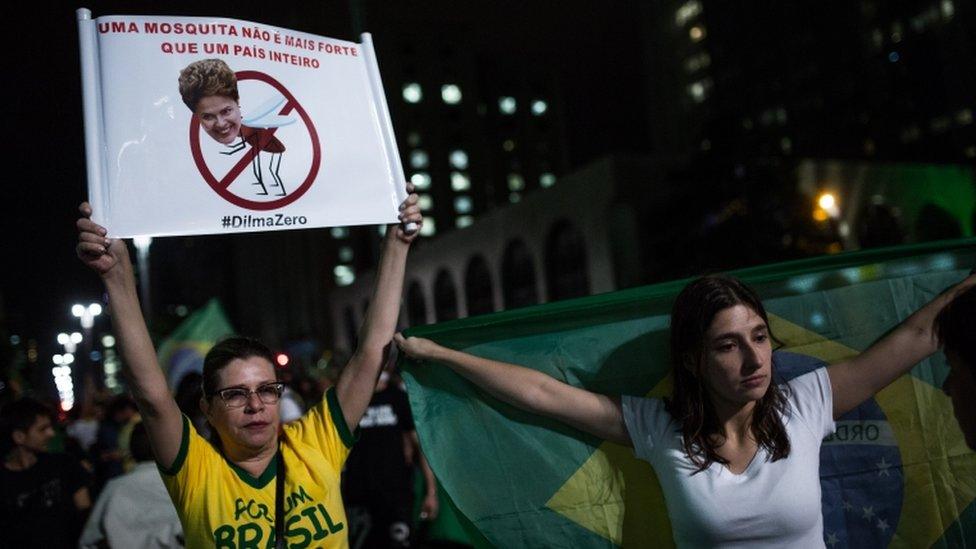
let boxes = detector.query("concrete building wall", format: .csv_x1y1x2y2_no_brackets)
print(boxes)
327,155,656,352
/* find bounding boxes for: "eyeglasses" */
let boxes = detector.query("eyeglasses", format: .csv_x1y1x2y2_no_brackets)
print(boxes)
211,382,285,408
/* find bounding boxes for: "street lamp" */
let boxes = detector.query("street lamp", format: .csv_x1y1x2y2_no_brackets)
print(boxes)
133,235,152,318
72,303,102,329
70,302,102,404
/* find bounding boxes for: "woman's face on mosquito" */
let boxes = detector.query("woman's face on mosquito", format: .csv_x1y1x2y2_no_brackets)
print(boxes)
196,94,242,145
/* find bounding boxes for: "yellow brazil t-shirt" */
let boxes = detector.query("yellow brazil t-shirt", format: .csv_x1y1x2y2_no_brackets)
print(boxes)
160,387,355,549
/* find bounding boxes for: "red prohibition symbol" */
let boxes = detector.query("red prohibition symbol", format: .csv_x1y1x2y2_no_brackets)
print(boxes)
190,70,321,211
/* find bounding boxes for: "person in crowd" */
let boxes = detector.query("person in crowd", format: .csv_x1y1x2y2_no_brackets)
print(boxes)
76,188,421,548
91,394,138,492
0,397,92,548
936,284,976,449
278,368,306,424
80,421,184,548
66,399,103,454
342,354,438,548
396,273,975,547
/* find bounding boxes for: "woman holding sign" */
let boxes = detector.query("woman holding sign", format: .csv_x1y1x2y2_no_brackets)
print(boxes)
395,273,975,547
76,190,421,549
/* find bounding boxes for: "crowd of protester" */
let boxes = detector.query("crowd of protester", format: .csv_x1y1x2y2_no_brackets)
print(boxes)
0,362,463,548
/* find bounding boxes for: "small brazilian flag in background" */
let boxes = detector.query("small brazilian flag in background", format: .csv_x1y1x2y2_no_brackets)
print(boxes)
157,298,234,391
402,239,976,548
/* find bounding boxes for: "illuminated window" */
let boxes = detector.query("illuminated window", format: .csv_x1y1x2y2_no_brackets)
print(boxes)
499,96,517,115
410,172,431,190
509,192,521,203
410,150,429,169
456,215,474,228
930,117,951,134
871,28,883,50
531,100,548,116
675,0,702,26
449,150,469,170
890,22,903,43
338,246,354,263
956,109,972,126
331,227,349,239
689,25,706,42
942,0,955,18
684,52,711,73
454,196,472,214
888,51,900,63
539,173,556,188
688,81,706,102
420,217,436,236
441,84,462,104
402,83,422,103
419,194,434,211
450,171,471,191
502,139,516,152
334,265,355,286
507,174,525,191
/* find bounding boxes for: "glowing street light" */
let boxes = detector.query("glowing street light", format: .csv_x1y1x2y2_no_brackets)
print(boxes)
72,302,103,329
816,192,840,219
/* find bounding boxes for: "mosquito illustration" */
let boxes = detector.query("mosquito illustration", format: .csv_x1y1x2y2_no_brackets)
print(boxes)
221,92,296,197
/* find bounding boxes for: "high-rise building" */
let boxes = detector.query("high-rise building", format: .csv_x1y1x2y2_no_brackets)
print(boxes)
642,0,975,163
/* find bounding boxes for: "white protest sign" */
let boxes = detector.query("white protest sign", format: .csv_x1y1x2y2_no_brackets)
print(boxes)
77,9,407,237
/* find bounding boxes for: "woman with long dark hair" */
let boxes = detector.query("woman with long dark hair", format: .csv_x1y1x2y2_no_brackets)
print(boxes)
395,273,975,547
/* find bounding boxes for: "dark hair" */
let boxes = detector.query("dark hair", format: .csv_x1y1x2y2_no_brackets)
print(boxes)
664,275,791,473
106,395,137,420
936,285,976,371
202,336,277,399
178,58,239,111
129,421,153,463
0,398,52,455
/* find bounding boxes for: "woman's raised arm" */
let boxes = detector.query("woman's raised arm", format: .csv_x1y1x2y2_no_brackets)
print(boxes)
827,273,976,418
76,202,183,469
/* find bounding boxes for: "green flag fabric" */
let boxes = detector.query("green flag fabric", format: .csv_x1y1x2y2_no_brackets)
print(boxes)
157,298,235,390
401,239,976,548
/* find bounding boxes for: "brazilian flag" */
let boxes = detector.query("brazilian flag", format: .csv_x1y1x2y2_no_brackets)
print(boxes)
157,298,234,390
401,240,976,548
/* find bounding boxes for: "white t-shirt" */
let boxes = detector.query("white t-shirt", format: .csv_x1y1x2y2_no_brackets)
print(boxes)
622,367,835,548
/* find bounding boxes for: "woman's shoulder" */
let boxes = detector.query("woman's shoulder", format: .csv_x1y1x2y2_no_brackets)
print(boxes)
621,396,675,431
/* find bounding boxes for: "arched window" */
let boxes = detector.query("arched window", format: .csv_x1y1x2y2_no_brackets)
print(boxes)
545,219,589,301
406,281,427,327
857,203,905,249
465,255,494,316
434,270,459,321
502,239,538,309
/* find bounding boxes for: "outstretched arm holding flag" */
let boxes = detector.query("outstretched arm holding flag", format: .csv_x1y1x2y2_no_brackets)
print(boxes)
827,272,976,418
396,271,976,547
